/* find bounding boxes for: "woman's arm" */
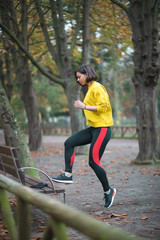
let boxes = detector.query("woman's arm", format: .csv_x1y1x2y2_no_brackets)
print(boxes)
74,100,97,112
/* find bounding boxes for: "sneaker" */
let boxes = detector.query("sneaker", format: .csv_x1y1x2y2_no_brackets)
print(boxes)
104,188,116,208
52,173,73,183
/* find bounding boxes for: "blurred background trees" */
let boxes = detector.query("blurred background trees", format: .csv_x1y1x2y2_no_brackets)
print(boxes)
0,0,159,163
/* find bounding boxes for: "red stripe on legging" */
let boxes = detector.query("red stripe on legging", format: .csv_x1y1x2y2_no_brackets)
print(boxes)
70,150,75,167
92,128,107,167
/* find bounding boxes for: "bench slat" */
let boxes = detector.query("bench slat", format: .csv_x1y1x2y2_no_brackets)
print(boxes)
0,146,15,156
0,154,17,167
0,163,18,178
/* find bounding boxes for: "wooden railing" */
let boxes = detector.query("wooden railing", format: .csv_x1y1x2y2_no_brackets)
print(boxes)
111,126,137,138
41,126,137,138
42,126,71,136
0,174,142,240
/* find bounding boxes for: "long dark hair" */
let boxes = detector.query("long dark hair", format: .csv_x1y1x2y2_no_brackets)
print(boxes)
75,64,97,83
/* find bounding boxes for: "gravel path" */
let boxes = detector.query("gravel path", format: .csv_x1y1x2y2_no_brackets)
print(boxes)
0,131,160,239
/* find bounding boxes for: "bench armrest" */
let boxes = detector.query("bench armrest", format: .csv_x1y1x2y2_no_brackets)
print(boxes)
19,167,55,190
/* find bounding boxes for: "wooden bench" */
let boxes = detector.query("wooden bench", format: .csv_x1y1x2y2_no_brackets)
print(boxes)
0,145,66,202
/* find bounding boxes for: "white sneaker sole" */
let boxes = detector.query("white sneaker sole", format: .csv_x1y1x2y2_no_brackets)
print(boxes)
52,179,73,184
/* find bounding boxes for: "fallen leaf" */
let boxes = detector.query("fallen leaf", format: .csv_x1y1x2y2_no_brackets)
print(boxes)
110,213,127,218
119,215,127,219
38,226,46,229
115,202,124,205
109,170,120,174
110,160,117,163
96,216,110,220
154,173,160,176
140,216,149,220
147,210,152,213
132,202,138,205
123,220,135,223
9,201,16,206
121,177,129,180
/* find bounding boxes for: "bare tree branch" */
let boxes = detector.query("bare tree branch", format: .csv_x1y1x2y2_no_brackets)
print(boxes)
49,0,61,59
82,0,91,64
0,22,64,87
50,0,70,69
34,0,56,60
110,0,129,17
69,0,81,54
28,8,50,39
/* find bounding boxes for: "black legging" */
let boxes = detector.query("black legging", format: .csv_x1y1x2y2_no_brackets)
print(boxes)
64,127,111,191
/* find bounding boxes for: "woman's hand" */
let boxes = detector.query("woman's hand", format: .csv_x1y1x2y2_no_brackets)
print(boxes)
74,100,85,109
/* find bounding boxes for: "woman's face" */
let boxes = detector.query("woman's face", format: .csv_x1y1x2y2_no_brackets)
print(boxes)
76,72,87,86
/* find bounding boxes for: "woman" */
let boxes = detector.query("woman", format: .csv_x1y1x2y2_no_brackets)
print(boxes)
52,64,116,208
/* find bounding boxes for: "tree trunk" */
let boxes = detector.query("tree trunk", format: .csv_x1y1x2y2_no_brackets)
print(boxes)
19,55,42,150
82,0,90,64
65,77,85,134
0,84,38,177
81,0,91,97
158,124,160,159
134,84,158,163
0,0,13,100
128,0,159,163
113,62,120,123
21,0,42,150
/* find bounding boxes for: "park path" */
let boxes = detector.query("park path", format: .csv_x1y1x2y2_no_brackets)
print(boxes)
0,131,160,239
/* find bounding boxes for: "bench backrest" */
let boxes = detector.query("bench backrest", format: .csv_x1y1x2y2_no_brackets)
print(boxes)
0,145,25,184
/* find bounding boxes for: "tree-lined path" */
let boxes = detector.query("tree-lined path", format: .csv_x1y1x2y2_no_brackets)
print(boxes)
0,1,160,239
0,131,160,239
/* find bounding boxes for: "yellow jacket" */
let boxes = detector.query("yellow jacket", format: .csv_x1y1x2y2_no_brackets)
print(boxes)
83,81,113,127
